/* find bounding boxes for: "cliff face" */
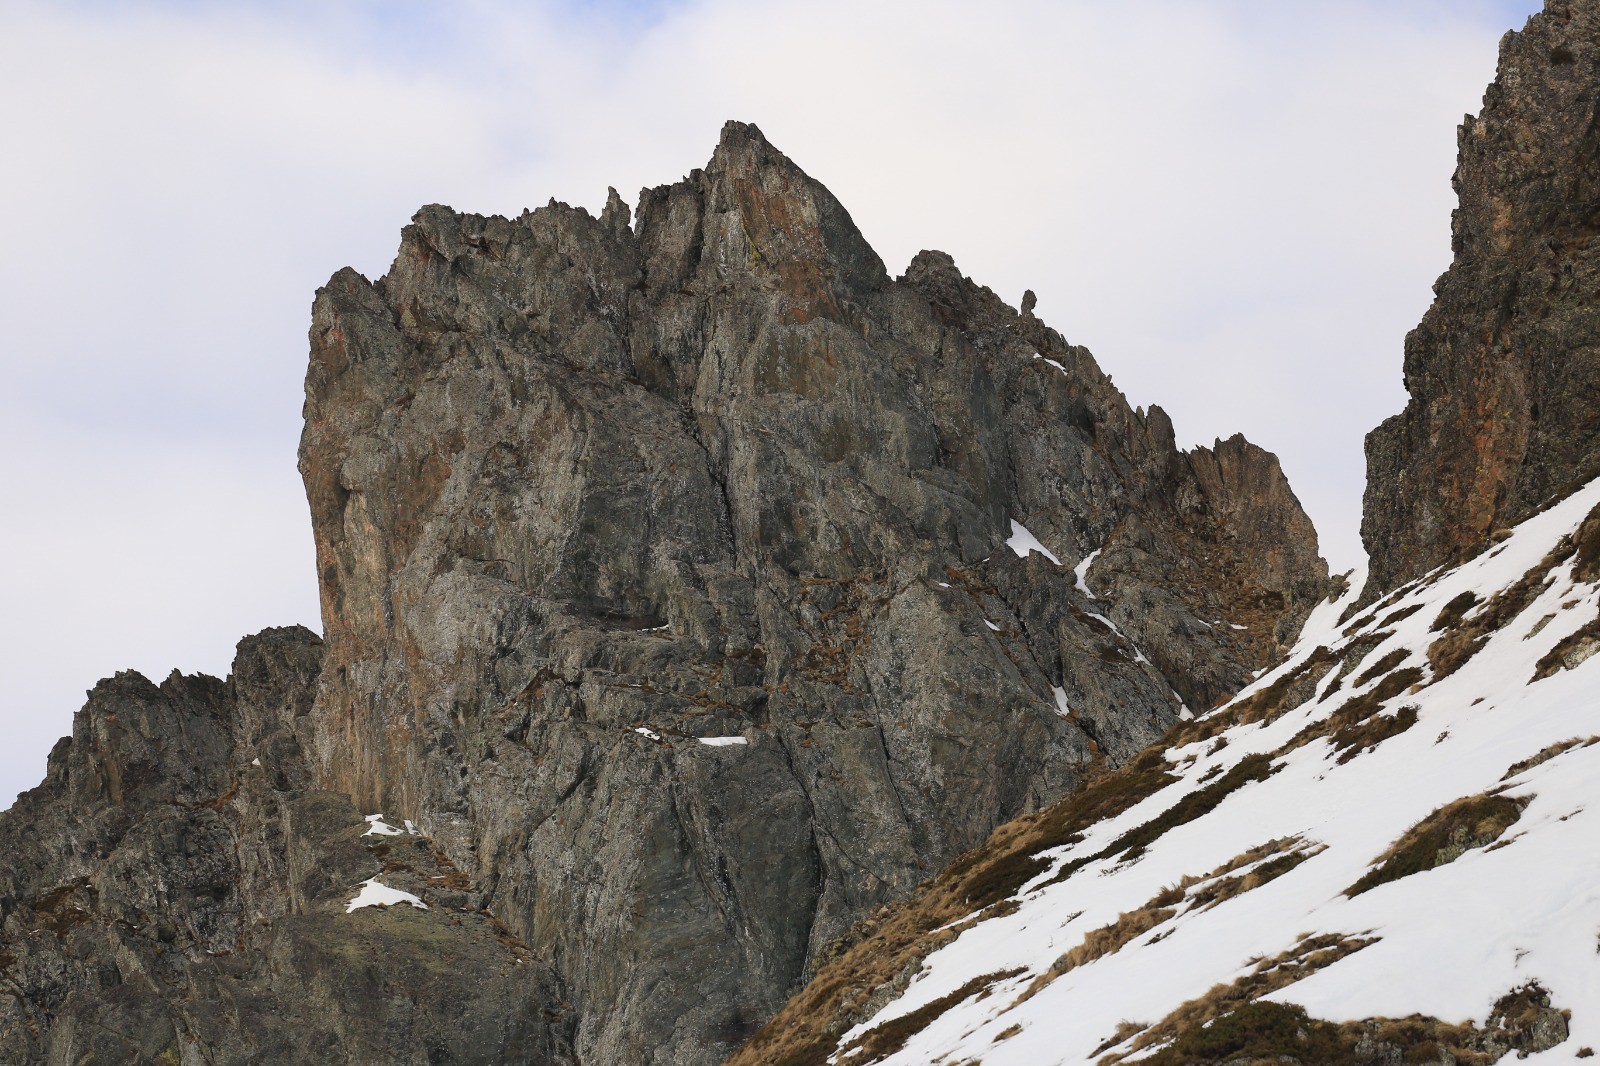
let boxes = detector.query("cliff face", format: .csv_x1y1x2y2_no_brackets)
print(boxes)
0,629,574,1064
1363,2,1600,594
297,122,1327,1064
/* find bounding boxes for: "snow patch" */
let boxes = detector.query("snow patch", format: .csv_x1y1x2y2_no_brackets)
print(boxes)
1006,520,1062,565
984,619,1001,632
634,726,662,741
1051,687,1072,717
345,878,427,914
1074,548,1102,598
363,814,404,837
698,736,748,747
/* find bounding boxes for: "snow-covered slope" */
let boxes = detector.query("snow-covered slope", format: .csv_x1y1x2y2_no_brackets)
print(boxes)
739,479,1600,1066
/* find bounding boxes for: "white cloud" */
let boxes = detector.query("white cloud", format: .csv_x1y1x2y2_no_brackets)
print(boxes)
0,0,1540,805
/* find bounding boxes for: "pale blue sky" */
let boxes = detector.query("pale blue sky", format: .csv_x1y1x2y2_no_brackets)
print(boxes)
0,0,1547,806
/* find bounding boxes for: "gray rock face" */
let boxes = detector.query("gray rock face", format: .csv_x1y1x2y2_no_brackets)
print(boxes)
0,628,574,1065
297,122,1328,1064
1363,2,1600,595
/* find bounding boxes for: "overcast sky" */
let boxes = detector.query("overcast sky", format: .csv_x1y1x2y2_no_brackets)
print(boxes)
0,0,1544,808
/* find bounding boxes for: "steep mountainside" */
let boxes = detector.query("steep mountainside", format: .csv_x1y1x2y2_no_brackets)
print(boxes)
0,124,1325,1065
743,7,1600,1063
1364,3,1600,594
731,473,1600,1066
297,122,1327,1064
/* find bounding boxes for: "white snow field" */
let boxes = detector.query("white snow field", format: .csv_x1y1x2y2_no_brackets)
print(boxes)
835,478,1600,1064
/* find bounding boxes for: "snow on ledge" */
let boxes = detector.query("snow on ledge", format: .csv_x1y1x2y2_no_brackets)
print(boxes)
345,878,427,914
697,736,748,747
1006,520,1062,565
1074,548,1102,598
363,814,405,837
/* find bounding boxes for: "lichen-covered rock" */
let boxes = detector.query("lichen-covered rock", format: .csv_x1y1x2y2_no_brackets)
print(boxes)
298,121,1327,1064
0,628,573,1065
1363,2,1600,595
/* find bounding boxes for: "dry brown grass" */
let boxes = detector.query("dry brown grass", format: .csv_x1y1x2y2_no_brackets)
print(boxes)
1431,590,1482,633
1186,840,1323,912
1532,608,1600,681
1277,667,1424,763
1574,501,1600,583
1346,792,1528,897
1502,737,1600,780
1098,932,1378,1063
1015,837,1319,1008
836,968,1024,1065
1351,648,1409,688
1120,981,1569,1066
1015,903,1177,1005
1429,536,1577,681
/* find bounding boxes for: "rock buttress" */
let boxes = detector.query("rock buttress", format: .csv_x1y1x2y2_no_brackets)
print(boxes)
1364,2,1600,594
298,121,1328,1065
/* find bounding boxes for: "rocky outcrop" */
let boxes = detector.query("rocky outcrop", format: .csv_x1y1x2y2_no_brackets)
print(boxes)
298,121,1327,1064
1363,1,1600,594
0,628,573,1064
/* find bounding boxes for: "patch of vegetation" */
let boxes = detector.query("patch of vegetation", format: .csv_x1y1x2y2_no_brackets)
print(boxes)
1531,609,1600,681
1281,667,1424,760
1347,792,1528,897
1429,537,1575,681
838,969,1024,1065
1187,840,1322,912
1352,648,1409,688
1017,898,1179,1005
1139,1001,1352,1065
1100,933,1378,1063
1501,737,1599,780
1330,703,1420,764
1131,983,1570,1066
1432,591,1482,632
1109,753,1279,861
30,880,98,938
1575,502,1600,582
1376,602,1425,630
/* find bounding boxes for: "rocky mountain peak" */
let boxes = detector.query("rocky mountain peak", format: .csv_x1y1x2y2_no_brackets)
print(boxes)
294,122,1327,1063
1363,2,1600,595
